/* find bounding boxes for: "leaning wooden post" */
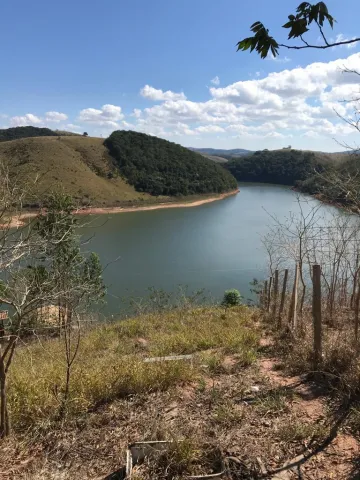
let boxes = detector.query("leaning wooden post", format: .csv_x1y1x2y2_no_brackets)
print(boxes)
263,280,268,311
267,277,273,313
288,264,299,330
278,269,289,327
272,270,279,319
312,264,322,368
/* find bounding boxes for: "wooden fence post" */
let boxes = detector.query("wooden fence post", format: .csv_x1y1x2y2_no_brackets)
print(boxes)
278,269,288,327
312,264,322,368
263,280,268,311
267,277,273,313
288,264,299,330
272,270,279,319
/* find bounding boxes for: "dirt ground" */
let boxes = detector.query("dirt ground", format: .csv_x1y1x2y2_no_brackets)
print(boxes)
1,332,359,479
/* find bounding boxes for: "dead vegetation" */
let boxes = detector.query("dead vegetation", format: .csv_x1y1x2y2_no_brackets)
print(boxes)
0,303,359,479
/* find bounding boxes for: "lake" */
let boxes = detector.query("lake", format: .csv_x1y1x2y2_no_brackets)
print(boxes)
84,184,334,316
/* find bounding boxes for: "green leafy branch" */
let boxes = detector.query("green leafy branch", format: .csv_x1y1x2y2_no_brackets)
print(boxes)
237,2,359,58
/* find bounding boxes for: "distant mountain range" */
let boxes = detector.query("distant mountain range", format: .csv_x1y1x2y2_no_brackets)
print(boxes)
189,147,252,157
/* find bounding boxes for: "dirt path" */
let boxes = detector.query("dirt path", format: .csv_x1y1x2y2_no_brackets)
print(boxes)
258,337,360,479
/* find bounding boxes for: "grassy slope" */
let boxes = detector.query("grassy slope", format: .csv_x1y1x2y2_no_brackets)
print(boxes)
9,306,257,430
0,136,153,206
4,307,359,478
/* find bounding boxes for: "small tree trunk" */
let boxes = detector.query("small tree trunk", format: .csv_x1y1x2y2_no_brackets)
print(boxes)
299,268,306,315
0,357,9,438
264,280,268,311
278,269,289,328
288,264,299,331
312,264,322,368
267,277,272,313
272,270,279,320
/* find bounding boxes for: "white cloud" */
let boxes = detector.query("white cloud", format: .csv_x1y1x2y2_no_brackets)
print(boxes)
140,85,186,101
264,132,289,139
78,104,124,126
131,53,360,150
132,108,142,118
63,123,82,132
10,114,42,127
332,34,358,50
210,76,220,86
45,111,68,122
121,120,136,129
195,125,225,134
267,55,291,63
3,52,360,150
302,131,320,138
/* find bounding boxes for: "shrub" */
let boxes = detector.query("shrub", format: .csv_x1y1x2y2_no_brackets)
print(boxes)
222,289,242,307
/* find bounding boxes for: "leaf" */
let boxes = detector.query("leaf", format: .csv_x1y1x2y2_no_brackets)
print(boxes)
236,38,252,51
250,21,265,34
282,21,293,29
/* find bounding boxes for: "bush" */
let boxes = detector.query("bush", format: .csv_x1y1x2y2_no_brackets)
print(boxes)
222,289,242,307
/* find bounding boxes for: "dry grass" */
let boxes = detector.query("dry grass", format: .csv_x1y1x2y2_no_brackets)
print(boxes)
8,306,258,431
2,305,359,478
131,440,223,479
276,418,329,443
0,136,153,206
263,308,360,396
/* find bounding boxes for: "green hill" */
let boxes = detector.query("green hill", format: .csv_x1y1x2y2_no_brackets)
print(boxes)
105,130,238,196
0,126,60,142
0,136,153,207
224,149,327,186
223,148,360,207
0,129,237,207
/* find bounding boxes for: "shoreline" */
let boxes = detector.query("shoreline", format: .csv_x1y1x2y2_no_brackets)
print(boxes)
2,189,239,228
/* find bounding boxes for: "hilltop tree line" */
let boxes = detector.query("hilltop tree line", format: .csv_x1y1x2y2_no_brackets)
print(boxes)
0,126,59,142
224,149,324,186
104,130,238,196
224,148,360,208
0,126,85,142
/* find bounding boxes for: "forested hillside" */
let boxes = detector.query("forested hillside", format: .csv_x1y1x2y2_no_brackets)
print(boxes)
224,148,360,208
105,130,238,196
0,126,59,142
224,149,326,186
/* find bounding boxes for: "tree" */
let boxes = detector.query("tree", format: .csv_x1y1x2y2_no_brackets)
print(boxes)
237,2,360,59
36,194,105,416
83,132,88,137
0,178,104,436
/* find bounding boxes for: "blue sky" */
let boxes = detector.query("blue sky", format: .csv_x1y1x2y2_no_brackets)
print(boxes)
1,0,360,151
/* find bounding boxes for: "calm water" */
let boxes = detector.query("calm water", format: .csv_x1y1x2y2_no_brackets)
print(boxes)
83,184,334,316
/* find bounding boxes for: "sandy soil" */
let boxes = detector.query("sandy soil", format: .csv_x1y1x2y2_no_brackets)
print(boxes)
1,190,239,229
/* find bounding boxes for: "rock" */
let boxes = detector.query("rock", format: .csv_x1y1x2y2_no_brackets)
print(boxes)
250,385,260,393
136,338,149,349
